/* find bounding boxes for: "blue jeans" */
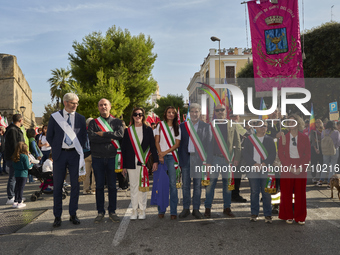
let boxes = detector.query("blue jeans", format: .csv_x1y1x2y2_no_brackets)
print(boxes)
6,160,15,200
182,164,201,210
92,157,117,214
159,155,178,215
205,156,231,209
248,173,272,217
321,148,339,183
41,150,51,164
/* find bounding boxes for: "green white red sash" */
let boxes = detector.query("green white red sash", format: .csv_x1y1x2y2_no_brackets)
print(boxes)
159,121,181,188
248,134,276,193
94,116,123,171
184,120,209,186
128,125,151,192
210,123,235,190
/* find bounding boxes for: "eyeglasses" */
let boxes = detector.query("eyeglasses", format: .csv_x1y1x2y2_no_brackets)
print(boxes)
133,113,144,117
292,137,297,146
215,109,225,112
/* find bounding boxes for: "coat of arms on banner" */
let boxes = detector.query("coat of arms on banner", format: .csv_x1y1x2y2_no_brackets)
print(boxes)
265,27,288,55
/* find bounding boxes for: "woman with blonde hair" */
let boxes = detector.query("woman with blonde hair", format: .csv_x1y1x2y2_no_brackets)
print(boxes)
278,114,311,225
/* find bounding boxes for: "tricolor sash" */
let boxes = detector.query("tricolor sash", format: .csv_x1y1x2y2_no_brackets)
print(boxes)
210,123,235,190
51,112,86,180
94,116,123,172
248,134,276,194
184,120,209,186
128,125,151,192
159,121,181,188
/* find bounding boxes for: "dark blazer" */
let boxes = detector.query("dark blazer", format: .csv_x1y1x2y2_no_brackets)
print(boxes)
278,132,311,168
121,124,159,169
46,110,87,161
243,135,276,167
178,120,212,167
4,123,24,160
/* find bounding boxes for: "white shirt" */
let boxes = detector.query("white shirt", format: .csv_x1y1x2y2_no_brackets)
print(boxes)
39,135,51,151
42,159,53,173
154,124,181,155
289,133,300,158
253,136,265,164
62,109,76,149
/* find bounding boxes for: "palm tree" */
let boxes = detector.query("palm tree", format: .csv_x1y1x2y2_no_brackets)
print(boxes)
47,68,72,109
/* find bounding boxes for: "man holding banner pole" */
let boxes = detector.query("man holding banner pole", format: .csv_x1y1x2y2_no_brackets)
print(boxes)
87,98,124,223
47,93,87,227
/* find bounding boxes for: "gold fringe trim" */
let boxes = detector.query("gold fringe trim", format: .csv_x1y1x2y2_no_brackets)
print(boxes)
228,185,235,191
139,186,149,192
115,169,123,173
78,175,86,182
176,182,182,189
265,188,277,194
201,180,210,186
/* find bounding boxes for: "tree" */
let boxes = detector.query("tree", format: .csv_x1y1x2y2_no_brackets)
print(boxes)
72,69,130,118
237,22,340,119
47,68,72,110
154,94,187,122
42,103,59,125
68,26,158,122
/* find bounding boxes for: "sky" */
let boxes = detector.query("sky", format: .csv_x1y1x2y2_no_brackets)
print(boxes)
0,0,338,117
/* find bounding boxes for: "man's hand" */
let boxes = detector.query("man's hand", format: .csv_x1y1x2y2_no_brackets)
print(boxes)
253,163,262,172
233,160,239,167
96,131,104,137
122,168,127,177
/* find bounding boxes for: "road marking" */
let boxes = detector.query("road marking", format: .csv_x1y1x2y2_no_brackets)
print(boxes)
112,203,132,247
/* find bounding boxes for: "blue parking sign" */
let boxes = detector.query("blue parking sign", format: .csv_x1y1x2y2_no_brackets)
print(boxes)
329,102,338,113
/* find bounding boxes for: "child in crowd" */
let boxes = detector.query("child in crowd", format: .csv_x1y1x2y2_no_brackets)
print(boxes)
12,142,33,208
41,152,54,192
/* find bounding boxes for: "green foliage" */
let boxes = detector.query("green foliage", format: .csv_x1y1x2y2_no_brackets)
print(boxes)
42,103,59,125
47,68,72,110
236,22,340,119
68,26,157,122
73,69,130,119
154,94,187,122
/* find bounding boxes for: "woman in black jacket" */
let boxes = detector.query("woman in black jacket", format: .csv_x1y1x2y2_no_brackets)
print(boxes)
122,107,158,220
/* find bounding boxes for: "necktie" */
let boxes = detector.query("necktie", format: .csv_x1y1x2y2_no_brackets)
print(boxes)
64,113,73,146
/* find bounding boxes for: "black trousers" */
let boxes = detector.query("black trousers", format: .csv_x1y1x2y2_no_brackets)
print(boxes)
14,177,27,203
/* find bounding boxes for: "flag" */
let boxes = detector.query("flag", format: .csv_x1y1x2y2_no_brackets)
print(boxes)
177,107,181,125
0,115,7,127
309,103,315,134
259,97,268,120
4,117,8,127
247,0,304,93
186,101,190,121
146,116,155,126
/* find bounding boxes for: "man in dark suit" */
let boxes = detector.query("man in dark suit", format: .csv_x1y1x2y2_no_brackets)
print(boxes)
47,93,87,227
178,103,212,219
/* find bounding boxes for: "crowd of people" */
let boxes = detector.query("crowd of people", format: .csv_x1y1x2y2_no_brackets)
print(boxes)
1,92,339,227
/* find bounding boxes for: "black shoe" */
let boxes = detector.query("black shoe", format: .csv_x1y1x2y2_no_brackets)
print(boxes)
192,209,203,219
232,196,247,203
53,217,61,227
179,209,190,218
69,215,80,225
272,205,279,214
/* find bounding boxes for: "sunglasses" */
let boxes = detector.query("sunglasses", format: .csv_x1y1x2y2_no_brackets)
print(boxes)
133,113,144,117
292,137,297,146
215,109,225,112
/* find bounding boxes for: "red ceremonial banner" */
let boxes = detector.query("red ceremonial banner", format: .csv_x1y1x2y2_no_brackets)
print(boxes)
247,0,304,94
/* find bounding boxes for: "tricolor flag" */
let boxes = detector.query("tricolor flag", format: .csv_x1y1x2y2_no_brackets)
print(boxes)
309,103,315,134
0,115,7,127
186,101,190,121
259,97,268,120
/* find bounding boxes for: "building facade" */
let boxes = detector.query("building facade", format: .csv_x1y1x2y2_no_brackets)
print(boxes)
187,47,252,121
0,54,36,128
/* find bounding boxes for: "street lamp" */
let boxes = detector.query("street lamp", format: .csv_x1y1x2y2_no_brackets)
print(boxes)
211,36,221,84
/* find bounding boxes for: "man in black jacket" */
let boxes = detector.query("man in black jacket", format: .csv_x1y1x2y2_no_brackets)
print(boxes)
0,126,6,175
4,114,24,205
88,98,124,223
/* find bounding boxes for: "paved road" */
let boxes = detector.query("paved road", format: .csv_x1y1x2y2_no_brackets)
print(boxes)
0,173,339,255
